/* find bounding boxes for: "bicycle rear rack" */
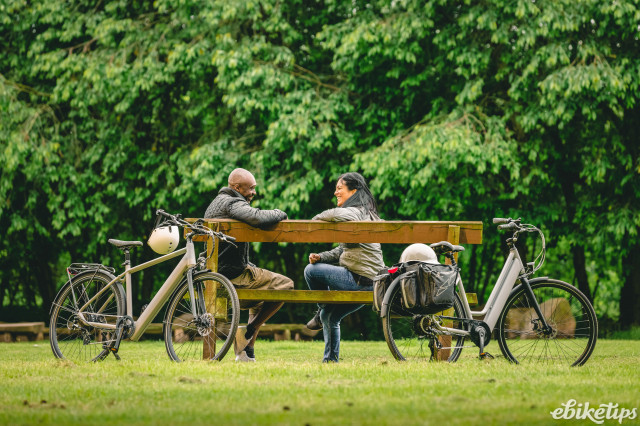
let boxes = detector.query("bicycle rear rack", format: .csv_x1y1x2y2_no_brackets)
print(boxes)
67,263,116,276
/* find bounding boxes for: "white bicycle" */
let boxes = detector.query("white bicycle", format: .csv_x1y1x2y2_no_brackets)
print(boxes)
381,218,598,366
49,210,240,363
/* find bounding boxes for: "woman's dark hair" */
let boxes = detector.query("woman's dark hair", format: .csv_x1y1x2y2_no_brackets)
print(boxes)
339,172,378,215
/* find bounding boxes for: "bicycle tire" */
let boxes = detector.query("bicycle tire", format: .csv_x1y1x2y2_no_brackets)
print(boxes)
49,270,124,363
163,271,239,362
382,285,469,362
496,279,598,366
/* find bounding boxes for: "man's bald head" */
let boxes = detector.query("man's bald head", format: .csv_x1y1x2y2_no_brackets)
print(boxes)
228,168,257,202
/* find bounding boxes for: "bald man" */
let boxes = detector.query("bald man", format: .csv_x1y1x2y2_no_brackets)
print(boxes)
204,168,293,362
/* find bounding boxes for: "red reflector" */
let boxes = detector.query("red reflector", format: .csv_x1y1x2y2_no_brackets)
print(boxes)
388,267,399,274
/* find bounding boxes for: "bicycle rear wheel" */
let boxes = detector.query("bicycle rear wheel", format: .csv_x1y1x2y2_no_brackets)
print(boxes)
382,285,469,362
496,279,597,366
164,272,239,362
49,270,124,363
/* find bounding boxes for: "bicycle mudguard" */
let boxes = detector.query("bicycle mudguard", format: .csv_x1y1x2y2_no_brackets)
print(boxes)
379,273,409,318
49,268,122,315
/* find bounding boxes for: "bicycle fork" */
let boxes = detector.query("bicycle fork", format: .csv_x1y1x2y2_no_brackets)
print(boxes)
475,276,551,361
518,276,553,336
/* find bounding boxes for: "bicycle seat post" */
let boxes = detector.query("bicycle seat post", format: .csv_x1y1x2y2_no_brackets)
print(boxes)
444,252,457,267
122,249,131,267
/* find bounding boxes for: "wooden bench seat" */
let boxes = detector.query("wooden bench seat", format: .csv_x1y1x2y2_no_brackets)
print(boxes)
235,289,478,305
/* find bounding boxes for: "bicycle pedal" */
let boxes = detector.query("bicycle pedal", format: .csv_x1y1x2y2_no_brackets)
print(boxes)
479,352,495,360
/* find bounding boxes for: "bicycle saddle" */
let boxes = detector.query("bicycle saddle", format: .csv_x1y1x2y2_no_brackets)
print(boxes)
108,239,143,251
430,241,465,253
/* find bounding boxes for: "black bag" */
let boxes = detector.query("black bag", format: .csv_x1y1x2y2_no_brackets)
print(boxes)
399,262,458,314
372,265,402,313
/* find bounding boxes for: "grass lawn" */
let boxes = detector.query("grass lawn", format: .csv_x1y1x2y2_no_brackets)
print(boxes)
1,338,639,425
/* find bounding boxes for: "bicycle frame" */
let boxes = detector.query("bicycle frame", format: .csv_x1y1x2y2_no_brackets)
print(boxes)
74,239,197,342
436,243,549,337
460,245,524,328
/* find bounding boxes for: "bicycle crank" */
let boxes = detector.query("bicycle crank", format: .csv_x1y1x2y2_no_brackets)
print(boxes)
469,321,493,359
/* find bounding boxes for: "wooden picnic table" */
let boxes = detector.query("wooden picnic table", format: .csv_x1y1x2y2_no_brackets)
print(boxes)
191,218,483,359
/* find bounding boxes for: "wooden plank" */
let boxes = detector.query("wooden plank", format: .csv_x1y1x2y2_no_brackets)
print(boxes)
143,323,163,335
189,219,483,244
236,289,373,304
235,289,477,306
0,322,45,333
446,224,461,265
440,225,461,359
203,225,220,360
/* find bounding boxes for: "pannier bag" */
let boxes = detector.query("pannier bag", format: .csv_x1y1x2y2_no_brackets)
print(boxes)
372,265,402,312
400,262,459,314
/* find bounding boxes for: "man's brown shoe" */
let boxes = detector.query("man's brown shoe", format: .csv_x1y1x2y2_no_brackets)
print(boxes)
306,310,322,331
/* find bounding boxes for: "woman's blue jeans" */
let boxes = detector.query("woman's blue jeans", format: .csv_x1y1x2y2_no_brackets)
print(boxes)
304,263,372,362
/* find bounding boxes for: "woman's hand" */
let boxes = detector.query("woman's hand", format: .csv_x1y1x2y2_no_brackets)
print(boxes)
308,253,321,264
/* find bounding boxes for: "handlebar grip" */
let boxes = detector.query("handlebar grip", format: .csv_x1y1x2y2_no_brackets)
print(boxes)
156,209,173,219
498,222,517,230
493,218,509,224
225,235,236,243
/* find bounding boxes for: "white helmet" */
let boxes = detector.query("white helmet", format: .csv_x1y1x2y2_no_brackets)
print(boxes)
148,226,180,254
400,243,439,264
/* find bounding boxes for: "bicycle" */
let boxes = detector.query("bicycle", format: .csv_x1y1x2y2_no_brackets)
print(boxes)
380,218,598,366
49,210,241,363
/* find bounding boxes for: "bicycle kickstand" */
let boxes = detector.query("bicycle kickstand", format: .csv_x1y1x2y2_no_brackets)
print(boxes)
108,327,124,361
428,337,442,361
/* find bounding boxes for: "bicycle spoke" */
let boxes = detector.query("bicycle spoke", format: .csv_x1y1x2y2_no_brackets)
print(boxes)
497,280,597,366
50,272,124,363
164,273,239,362
383,287,468,362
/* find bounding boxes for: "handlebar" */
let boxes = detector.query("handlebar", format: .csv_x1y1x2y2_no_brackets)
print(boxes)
155,209,236,243
497,222,518,230
493,216,546,276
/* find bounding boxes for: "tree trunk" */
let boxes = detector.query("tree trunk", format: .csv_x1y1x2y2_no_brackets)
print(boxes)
468,244,478,294
572,245,592,303
620,247,640,329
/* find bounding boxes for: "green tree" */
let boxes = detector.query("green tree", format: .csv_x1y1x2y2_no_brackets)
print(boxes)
1,0,638,331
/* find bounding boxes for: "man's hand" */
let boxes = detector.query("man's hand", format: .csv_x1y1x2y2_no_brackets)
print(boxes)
308,253,321,264
274,208,288,219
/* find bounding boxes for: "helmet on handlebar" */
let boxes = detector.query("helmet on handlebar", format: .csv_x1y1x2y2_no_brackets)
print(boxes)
400,243,439,264
147,226,179,254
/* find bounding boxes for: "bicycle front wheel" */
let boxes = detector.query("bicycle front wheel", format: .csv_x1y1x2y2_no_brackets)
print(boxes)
496,279,597,366
382,285,469,362
49,270,124,363
164,272,239,362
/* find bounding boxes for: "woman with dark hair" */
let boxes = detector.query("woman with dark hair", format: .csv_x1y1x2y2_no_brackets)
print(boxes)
304,172,385,363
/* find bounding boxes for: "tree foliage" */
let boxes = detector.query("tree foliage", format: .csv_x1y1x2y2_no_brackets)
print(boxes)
1,0,639,329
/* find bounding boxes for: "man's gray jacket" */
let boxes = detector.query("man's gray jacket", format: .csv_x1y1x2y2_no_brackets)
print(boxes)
204,187,287,279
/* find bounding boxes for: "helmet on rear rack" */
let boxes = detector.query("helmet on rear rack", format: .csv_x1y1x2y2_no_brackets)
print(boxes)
147,226,179,254
399,243,439,264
